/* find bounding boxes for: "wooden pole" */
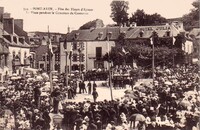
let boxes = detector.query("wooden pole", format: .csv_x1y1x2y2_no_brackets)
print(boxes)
107,34,113,100
48,26,53,93
65,51,68,88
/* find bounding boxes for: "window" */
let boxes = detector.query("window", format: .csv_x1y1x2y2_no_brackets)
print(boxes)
166,31,170,36
42,55,46,61
39,63,44,69
79,42,84,49
73,42,77,50
96,47,102,60
79,53,85,62
55,53,60,61
18,51,21,59
12,51,16,58
13,36,17,43
72,53,78,62
24,52,27,59
139,30,144,37
72,64,79,71
5,54,8,66
98,32,103,40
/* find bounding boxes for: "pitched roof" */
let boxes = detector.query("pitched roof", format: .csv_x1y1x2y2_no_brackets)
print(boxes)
65,25,180,42
35,45,48,61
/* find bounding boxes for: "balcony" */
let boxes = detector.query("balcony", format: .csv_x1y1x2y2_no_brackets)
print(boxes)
88,54,96,59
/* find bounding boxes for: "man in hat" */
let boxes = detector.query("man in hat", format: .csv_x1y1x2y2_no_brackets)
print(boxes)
87,81,92,94
82,81,87,93
92,88,98,102
33,85,41,108
51,87,61,114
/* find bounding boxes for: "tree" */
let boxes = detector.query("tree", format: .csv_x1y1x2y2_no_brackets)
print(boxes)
110,1,129,26
182,0,200,31
129,9,146,26
129,10,167,26
79,19,104,30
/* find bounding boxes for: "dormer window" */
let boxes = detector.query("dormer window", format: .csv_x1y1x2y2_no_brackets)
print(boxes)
107,32,112,40
166,27,171,37
75,33,79,39
13,36,17,43
139,30,144,37
19,37,25,44
166,31,170,37
98,32,103,40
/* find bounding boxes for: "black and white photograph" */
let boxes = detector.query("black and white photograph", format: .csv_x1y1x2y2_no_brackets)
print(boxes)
0,0,199,130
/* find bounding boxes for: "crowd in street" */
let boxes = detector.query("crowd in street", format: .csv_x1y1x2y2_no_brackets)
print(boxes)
0,64,199,130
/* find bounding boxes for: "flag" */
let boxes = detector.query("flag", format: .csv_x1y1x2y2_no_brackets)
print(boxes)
172,37,176,45
48,38,53,58
150,37,153,45
122,47,129,55
69,44,72,60
133,61,137,69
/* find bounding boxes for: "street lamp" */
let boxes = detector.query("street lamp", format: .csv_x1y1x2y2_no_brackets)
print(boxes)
107,31,113,100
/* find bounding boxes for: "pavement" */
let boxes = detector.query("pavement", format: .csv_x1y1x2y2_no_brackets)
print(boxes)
63,79,153,103
49,79,153,130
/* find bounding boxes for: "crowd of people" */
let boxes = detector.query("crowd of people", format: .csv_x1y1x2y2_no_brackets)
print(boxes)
0,64,199,130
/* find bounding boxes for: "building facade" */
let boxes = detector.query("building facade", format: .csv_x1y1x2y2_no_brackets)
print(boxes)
28,32,64,73
0,7,31,82
60,24,186,74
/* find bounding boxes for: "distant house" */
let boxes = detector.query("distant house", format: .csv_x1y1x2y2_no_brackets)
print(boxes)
189,28,200,62
29,31,64,72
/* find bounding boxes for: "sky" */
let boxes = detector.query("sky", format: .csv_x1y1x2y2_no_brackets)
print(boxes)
0,0,194,33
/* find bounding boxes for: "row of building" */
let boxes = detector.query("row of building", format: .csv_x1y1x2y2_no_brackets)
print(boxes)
0,6,199,82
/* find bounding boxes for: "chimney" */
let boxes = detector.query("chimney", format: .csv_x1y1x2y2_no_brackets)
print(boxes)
3,13,10,19
3,18,14,35
14,19,23,29
67,26,70,33
0,7,4,22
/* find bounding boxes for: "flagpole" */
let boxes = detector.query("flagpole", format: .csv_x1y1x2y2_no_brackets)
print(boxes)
48,26,53,93
62,38,69,89
151,31,156,85
107,31,113,101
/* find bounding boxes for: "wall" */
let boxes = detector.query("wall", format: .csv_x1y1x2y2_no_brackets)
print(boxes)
60,40,115,73
86,41,115,70
183,40,193,54
8,46,30,75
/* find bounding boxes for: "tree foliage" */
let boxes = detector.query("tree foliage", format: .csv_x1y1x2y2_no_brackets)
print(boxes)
129,9,167,26
103,44,185,67
79,19,104,30
110,1,129,26
182,0,200,31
